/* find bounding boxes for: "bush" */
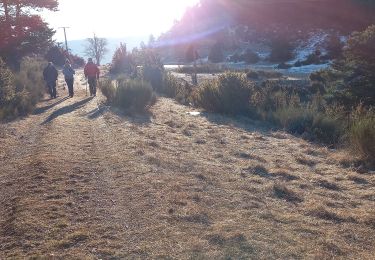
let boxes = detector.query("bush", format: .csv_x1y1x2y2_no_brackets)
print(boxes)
246,70,283,80
100,79,116,103
192,80,221,112
321,25,375,108
271,106,344,145
142,65,164,92
192,72,254,114
101,77,156,111
163,73,192,104
110,43,135,74
229,52,241,63
294,50,323,67
0,58,15,109
246,71,259,80
0,57,45,120
269,38,295,62
14,58,45,105
241,49,260,64
208,42,224,63
310,113,344,144
45,46,86,68
325,34,344,59
349,111,375,164
271,106,314,134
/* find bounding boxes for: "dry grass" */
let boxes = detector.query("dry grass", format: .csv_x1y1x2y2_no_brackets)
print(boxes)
0,70,374,258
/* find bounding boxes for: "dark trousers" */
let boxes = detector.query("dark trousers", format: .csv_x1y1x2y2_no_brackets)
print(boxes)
88,77,97,96
65,78,74,97
47,81,57,98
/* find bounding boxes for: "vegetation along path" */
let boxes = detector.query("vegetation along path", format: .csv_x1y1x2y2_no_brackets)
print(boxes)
0,71,374,259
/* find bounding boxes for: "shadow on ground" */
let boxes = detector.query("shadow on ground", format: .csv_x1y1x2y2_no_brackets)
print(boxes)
201,111,272,134
84,105,110,120
33,97,69,115
42,97,93,125
107,105,153,126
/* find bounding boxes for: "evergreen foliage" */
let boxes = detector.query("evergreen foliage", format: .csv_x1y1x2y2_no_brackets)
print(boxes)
100,78,156,111
208,42,224,63
110,43,135,74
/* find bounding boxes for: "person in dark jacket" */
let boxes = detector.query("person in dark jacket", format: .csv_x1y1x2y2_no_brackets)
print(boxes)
84,58,100,96
62,59,75,98
43,62,58,99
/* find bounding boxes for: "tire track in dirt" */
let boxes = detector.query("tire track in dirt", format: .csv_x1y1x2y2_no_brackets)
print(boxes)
0,72,124,257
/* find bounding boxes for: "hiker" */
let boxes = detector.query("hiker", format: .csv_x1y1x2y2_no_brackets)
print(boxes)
84,58,100,96
62,59,75,98
43,62,58,99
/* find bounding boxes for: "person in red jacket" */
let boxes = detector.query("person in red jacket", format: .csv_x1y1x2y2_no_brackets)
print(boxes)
84,58,100,96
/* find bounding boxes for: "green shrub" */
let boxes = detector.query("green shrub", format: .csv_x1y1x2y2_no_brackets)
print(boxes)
314,26,375,108
246,70,283,80
294,50,323,67
110,43,135,74
229,52,241,63
192,80,221,112
246,71,259,80
324,34,344,59
0,57,45,120
0,58,15,109
349,111,375,164
208,42,224,63
310,113,344,144
193,72,254,114
271,106,344,145
142,65,164,92
100,79,116,103
271,106,314,134
241,49,260,64
269,38,295,62
14,58,45,106
163,73,192,104
114,78,156,111
100,77,156,111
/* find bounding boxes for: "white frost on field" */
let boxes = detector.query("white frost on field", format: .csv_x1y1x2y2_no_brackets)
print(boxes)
286,63,330,74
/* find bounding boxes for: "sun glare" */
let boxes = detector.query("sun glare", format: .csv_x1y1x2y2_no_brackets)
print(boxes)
45,0,200,40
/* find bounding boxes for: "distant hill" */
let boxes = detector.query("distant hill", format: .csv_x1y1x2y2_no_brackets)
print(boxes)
67,36,148,64
156,0,375,63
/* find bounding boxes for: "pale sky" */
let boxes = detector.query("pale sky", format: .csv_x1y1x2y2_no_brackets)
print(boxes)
42,0,200,41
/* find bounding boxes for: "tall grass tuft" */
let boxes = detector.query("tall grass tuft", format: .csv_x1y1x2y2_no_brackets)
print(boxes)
100,78,156,112
100,79,116,103
0,57,45,120
192,72,254,114
163,73,192,105
349,110,375,164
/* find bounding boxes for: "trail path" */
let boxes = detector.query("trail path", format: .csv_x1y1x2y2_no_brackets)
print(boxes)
0,71,374,259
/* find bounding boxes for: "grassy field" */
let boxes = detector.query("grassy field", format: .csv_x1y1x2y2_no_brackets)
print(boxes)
0,71,374,259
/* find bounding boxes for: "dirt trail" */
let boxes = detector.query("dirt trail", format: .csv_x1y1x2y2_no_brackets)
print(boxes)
0,71,374,259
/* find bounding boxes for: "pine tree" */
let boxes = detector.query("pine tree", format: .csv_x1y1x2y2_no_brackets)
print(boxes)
208,42,224,63
333,25,375,106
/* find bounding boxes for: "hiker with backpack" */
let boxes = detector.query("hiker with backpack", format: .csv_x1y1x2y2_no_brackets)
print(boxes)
62,59,76,98
43,62,58,99
84,58,100,96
